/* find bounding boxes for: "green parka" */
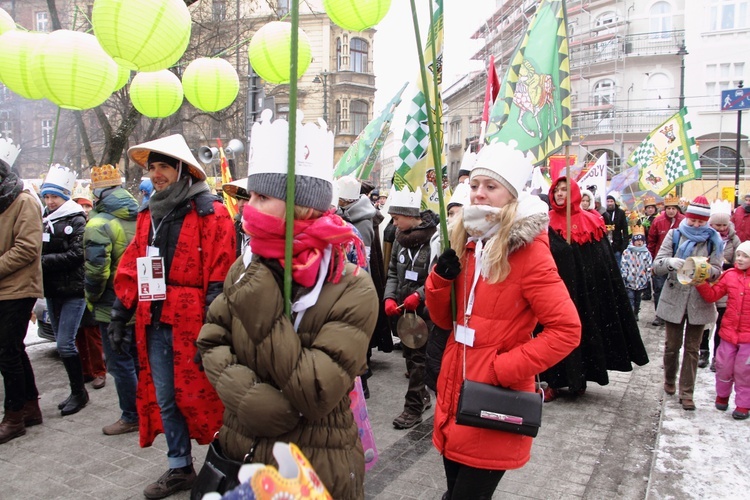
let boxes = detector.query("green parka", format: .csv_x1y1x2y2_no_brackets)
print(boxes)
197,257,377,500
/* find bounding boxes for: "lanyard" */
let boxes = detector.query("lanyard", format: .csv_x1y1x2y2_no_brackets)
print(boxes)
464,238,484,319
406,244,424,271
149,208,175,247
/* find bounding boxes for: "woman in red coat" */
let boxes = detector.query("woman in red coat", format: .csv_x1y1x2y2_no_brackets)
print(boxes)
426,141,580,499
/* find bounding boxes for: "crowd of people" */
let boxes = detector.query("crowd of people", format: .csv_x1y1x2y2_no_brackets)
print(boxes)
1,120,749,500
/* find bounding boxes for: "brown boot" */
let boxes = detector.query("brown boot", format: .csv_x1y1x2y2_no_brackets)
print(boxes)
22,399,43,427
0,409,26,444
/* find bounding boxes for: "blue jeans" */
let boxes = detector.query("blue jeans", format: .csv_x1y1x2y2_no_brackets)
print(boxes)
146,323,191,468
99,321,138,424
47,297,86,358
626,288,643,317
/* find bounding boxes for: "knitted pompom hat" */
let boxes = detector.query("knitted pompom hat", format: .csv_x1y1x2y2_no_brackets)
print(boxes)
685,195,711,221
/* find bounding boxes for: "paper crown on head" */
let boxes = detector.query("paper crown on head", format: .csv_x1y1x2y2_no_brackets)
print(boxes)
336,175,361,201
472,140,532,198
0,136,21,168
710,199,732,216
664,194,680,206
247,109,333,213
41,164,77,200
91,164,122,189
631,225,645,237
388,186,422,217
222,177,249,200
72,182,93,205
643,196,657,207
458,145,477,176
685,195,711,221
128,134,206,181
448,181,470,208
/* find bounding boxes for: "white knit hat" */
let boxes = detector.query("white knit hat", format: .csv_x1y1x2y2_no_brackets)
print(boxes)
470,140,533,198
737,241,750,258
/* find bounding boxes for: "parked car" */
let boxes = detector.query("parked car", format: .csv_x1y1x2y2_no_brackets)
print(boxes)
32,298,55,342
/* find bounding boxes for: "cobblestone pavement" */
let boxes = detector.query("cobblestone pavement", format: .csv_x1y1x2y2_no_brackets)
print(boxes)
0,300,742,499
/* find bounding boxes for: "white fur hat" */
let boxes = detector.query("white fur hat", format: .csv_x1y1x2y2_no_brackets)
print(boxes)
471,140,533,198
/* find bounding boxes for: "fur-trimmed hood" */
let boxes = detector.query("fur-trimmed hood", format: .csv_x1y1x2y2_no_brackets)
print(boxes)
506,193,550,255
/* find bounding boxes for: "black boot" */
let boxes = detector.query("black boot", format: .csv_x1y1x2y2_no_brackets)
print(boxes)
698,350,710,369
60,356,89,416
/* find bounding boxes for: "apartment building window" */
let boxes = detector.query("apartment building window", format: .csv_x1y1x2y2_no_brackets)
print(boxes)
449,121,461,147
212,0,226,21
708,0,749,31
0,111,12,139
646,72,672,101
276,0,289,16
350,38,368,73
594,11,620,31
350,100,368,135
650,1,673,36
592,79,616,106
705,62,745,103
701,146,743,177
36,12,49,32
41,119,53,148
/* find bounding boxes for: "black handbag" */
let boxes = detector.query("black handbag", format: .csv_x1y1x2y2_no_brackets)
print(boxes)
191,438,255,500
456,379,542,437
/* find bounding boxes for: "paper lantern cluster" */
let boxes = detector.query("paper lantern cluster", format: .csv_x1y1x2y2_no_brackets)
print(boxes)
92,0,191,72
248,22,312,84
323,0,392,31
182,58,239,112
0,31,48,100
129,70,183,118
0,7,15,35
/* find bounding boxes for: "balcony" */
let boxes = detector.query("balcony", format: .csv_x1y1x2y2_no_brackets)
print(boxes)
573,108,675,138
569,30,685,70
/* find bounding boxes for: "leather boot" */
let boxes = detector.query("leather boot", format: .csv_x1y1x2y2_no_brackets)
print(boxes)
0,409,26,444
698,349,710,368
60,356,89,416
22,399,43,427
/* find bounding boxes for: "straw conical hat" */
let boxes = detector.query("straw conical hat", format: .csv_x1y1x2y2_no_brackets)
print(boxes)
128,134,206,181
222,178,249,200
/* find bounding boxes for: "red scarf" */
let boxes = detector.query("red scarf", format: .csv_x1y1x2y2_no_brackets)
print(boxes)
547,177,606,245
242,205,365,287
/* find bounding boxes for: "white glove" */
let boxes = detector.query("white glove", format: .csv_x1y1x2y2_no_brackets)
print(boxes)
667,258,685,271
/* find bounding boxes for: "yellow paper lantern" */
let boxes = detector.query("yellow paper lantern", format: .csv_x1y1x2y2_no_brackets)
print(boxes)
0,31,47,100
0,7,16,36
323,0,392,31
182,58,239,112
31,30,118,110
92,0,191,72
248,22,312,84
113,65,132,92
129,70,183,118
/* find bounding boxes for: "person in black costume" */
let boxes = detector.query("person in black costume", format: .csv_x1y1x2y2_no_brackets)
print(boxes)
540,177,649,401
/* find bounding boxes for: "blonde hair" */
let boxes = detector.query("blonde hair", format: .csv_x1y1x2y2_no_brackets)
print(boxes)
293,205,324,220
449,200,519,284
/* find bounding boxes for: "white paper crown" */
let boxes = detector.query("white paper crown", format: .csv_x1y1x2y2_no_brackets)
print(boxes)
248,109,333,183
0,135,21,168
390,186,422,211
459,145,477,172
42,164,77,195
336,175,361,200
72,182,92,202
449,181,471,207
710,199,732,216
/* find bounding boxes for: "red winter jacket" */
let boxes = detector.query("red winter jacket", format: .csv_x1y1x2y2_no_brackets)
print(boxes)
425,210,580,471
731,206,750,242
647,211,684,258
696,267,750,345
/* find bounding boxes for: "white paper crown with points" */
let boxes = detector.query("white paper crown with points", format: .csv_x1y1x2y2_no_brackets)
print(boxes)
710,199,732,216
247,109,334,212
72,182,93,203
459,145,477,173
448,181,471,207
41,164,77,199
388,186,423,217
336,175,361,201
0,135,21,168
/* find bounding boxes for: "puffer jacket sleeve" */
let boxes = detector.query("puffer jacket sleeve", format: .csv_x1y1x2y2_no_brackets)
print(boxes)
198,261,301,437
489,238,581,387
696,273,729,303
84,218,113,305
42,214,86,272
383,240,400,301
425,270,455,331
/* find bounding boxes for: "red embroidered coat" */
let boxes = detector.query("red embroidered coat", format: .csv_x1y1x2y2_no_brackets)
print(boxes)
114,199,235,447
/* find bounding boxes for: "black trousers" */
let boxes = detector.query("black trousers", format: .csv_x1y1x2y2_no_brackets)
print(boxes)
443,456,505,500
0,298,39,411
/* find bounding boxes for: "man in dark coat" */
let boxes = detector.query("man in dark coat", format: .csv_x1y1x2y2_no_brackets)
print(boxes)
603,192,629,266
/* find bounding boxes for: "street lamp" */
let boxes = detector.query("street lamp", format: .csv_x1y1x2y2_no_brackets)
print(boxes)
677,42,688,109
313,71,329,124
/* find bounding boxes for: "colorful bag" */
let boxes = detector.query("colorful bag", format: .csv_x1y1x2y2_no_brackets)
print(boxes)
349,376,378,471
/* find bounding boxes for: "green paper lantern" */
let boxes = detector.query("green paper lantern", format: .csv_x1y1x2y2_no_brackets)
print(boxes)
31,30,118,110
129,70,183,118
0,7,16,36
113,65,131,92
182,58,239,112
248,22,312,84
323,0,392,31
0,31,47,100
92,0,191,72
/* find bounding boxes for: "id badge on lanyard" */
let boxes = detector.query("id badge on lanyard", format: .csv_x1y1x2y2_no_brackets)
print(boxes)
137,256,167,301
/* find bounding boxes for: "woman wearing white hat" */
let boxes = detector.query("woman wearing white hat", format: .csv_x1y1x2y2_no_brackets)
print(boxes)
110,134,235,499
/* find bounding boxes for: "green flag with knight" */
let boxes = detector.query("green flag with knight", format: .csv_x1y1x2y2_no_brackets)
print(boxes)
485,0,571,164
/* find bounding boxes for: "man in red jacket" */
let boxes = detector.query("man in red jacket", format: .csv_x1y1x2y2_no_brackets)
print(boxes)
647,194,684,325
731,193,750,242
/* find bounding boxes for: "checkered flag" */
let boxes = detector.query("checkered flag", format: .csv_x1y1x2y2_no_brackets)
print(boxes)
629,141,656,169
398,93,429,169
665,148,689,183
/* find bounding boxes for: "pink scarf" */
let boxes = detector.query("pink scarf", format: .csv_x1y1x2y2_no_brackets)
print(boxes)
242,205,365,287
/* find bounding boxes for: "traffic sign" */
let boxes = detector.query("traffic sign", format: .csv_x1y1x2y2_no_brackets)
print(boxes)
721,88,750,111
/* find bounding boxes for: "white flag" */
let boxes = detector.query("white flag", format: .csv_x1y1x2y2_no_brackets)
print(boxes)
577,153,608,206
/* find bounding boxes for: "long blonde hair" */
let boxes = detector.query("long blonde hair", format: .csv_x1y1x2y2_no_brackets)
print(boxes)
449,200,519,284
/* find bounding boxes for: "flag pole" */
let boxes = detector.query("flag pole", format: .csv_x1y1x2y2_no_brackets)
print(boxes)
565,145,571,244
283,0,300,318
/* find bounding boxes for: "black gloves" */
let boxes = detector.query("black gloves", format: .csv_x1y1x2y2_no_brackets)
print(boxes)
108,320,128,355
435,248,461,280
193,341,204,372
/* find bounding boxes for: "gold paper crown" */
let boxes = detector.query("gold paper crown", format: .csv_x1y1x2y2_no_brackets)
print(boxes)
643,196,657,207
631,225,645,237
664,194,680,206
91,164,122,189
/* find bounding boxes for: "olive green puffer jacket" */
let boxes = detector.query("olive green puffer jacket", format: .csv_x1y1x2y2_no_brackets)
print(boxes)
197,257,377,500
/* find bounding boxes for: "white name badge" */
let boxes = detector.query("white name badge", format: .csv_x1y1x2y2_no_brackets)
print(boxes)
136,256,167,301
146,245,160,257
42,233,50,242
405,270,419,281
455,324,475,346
